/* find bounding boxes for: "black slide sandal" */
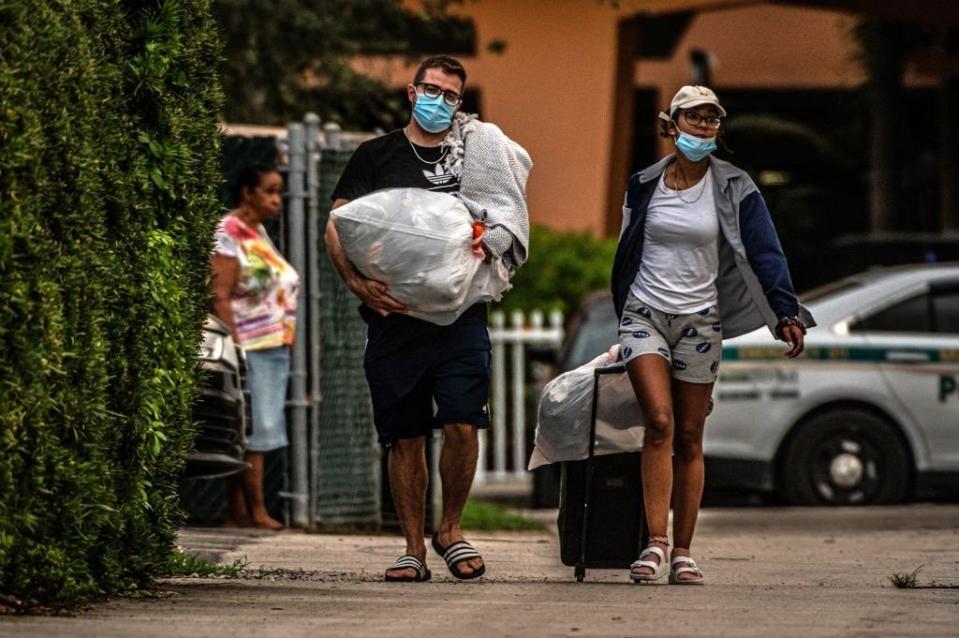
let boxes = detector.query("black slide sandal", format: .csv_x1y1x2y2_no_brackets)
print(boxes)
431,534,486,580
384,555,431,582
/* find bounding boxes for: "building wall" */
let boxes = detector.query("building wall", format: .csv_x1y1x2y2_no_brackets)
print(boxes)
637,5,863,158
363,1,870,236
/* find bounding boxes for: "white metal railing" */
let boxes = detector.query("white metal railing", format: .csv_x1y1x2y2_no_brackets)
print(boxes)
475,309,564,483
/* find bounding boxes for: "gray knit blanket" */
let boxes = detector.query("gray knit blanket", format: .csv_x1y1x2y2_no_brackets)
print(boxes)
441,112,532,269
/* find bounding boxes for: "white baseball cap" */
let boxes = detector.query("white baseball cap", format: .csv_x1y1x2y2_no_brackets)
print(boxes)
661,85,727,120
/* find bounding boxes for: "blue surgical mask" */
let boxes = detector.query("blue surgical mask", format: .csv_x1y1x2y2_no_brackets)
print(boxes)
675,132,717,162
412,93,456,133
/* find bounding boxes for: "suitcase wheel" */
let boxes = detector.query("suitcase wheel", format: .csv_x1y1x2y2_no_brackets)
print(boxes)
574,565,585,582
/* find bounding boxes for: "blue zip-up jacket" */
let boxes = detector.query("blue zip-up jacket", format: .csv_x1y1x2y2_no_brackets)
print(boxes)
611,154,815,340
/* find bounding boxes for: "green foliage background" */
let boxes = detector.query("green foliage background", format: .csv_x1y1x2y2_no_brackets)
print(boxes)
213,0,475,128
496,225,618,317
0,0,223,605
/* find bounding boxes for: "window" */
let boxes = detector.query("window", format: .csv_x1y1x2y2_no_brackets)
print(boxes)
932,288,959,334
851,282,959,334
850,294,930,333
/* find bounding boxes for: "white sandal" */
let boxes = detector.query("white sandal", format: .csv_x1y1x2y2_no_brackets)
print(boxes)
669,555,704,585
630,546,668,583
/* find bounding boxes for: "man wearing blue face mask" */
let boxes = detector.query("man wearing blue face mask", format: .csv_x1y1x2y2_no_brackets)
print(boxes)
611,85,814,586
325,56,531,584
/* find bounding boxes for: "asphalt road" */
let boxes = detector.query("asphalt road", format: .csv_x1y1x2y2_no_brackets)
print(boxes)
3,504,958,637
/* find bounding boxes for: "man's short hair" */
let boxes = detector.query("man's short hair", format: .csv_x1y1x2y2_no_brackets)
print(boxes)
413,55,467,88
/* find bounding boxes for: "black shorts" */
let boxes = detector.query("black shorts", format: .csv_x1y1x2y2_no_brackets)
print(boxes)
362,304,491,446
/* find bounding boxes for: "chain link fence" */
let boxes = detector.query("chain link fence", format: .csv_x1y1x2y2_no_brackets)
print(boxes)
179,116,380,529
312,124,380,527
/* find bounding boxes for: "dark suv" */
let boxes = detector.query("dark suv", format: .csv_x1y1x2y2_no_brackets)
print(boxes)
184,315,249,479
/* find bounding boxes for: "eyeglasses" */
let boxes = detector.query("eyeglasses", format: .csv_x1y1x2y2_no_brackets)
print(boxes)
415,82,462,107
681,111,723,129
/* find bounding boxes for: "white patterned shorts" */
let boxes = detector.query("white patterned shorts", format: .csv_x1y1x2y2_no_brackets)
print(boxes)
618,291,722,384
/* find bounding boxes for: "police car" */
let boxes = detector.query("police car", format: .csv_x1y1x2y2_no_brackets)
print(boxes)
709,263,959,505
555,264,959,505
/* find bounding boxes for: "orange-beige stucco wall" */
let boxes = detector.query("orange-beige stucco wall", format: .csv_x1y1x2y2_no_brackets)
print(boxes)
357,1,868,237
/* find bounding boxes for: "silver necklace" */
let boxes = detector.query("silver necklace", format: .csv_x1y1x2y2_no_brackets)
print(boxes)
661,164,709,205
403,128,448,165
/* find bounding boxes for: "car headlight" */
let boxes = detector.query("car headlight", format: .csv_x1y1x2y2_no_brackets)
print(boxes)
199,329,225,361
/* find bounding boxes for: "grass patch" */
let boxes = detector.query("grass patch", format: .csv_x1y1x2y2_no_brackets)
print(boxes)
888,565,923,588
164,550,249,578
460,499,546,532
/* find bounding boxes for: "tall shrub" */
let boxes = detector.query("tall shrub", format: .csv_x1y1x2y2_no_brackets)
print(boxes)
496,225,618,317
0,0,223,605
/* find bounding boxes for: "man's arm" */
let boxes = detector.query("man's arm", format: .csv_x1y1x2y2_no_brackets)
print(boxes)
325,198,408,317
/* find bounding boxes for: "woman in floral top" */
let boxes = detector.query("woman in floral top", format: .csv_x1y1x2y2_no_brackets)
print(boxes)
212,164,300,529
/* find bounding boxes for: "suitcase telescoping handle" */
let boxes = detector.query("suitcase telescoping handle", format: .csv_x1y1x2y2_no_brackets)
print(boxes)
587,363,626,457
577,362,629,580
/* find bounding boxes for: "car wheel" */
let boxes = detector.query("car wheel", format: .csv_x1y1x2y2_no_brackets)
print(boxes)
780,408,910,505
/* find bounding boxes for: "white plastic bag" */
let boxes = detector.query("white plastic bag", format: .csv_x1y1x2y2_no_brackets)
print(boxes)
528,345,645,470
331,188,511,325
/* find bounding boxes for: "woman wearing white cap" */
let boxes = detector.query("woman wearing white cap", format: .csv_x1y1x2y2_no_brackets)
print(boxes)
611,86,814,584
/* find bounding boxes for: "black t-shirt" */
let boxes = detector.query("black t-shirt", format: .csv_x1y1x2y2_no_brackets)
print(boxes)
331,129,460,201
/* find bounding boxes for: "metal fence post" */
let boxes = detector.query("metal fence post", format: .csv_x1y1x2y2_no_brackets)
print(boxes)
511,310,526,476
491,310,507,480
303,112,322,529
285,122,309,528
323,122,342,150
549,309,564,334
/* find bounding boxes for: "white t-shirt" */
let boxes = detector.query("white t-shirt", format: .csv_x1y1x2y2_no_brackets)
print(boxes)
630,168,720,314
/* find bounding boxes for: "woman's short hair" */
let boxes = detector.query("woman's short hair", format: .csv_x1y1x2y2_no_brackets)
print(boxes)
232,164,278,204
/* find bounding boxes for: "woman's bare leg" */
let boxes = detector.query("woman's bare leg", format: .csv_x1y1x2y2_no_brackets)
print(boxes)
670,380,713,580
243,452,283,530
225,474,249,527
625,354,674,575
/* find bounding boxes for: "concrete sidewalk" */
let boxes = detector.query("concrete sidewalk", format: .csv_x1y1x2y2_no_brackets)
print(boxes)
2,505,958,637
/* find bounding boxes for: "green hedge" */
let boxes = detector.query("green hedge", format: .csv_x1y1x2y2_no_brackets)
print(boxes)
496,225,618,317
0,0,223,606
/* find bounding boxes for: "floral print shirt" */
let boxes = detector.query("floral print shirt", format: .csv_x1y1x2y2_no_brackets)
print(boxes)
214,214,300,350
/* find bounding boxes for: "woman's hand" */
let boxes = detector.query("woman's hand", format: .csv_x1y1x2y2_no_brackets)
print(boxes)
775,317,807,358
781,324,805,358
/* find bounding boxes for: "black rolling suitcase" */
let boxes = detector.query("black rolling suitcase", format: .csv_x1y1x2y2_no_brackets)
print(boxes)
556,364,647,582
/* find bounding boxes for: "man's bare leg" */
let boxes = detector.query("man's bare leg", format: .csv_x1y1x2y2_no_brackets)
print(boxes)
436,423,483,575
386,436,429,579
